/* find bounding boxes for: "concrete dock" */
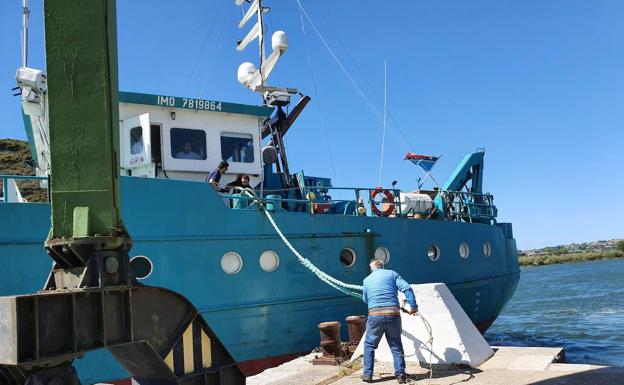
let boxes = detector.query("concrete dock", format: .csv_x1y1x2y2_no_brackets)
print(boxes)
247,346,624,385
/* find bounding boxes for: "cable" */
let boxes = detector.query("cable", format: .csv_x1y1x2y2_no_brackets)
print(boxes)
295,0,413,154
323,16,416,151
183,0,226,95
199,3,233,98
378,60,387,186
298,8,337,180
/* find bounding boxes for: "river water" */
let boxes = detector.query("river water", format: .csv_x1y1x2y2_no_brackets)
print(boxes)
484,258,624,366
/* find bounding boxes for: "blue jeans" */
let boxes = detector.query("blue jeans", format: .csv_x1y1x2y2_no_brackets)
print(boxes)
363,315,405,377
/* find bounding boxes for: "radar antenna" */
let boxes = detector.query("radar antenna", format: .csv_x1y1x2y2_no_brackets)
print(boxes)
235,0,297,107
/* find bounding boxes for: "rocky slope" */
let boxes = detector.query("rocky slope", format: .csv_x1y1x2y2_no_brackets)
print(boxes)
0,139,47,202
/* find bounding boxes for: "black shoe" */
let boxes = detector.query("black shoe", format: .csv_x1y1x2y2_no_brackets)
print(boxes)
360,373,373,382
397,374,407,384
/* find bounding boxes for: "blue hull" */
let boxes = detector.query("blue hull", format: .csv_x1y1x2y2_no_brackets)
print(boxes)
0,177,520,382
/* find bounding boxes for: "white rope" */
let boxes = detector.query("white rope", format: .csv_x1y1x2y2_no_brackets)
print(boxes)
239,189,364,298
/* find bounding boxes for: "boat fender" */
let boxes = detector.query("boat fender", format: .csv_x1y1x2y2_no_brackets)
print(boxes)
371,187,395,217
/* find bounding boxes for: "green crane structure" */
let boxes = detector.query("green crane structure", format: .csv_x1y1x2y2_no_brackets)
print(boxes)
0,2,244,384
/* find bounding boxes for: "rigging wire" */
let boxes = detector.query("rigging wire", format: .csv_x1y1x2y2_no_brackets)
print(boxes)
298,8,337,180
182,0,226,95
198,3,234,98
323,16,416,151
295,0,413,155
378,60,387,186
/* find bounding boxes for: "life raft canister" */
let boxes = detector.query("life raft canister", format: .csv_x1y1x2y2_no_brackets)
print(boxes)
371,187,395,217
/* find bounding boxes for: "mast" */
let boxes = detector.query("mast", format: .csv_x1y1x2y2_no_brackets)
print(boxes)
235,0,308,189
21,0,29,67
257,0,265,94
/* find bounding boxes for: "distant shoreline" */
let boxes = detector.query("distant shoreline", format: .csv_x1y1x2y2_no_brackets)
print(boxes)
519,251,624,266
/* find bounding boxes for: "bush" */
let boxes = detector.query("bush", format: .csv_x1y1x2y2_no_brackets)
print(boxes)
617,240,624,252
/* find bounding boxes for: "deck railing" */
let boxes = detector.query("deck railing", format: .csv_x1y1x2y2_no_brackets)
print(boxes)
437,190,497,223
224,186,497,223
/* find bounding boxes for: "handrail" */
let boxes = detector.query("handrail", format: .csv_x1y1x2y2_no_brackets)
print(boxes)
224,186,498,224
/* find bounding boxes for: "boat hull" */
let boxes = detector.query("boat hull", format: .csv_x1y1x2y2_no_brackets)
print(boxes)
0,177,520,381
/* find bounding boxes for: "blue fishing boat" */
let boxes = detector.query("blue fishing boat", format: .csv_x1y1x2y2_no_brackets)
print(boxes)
1,1,520,383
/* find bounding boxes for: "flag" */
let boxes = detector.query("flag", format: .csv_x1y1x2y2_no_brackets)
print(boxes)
404,153,439,172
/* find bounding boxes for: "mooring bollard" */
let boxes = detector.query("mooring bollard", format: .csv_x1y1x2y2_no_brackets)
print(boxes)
318,321,342,357
345,315,367,344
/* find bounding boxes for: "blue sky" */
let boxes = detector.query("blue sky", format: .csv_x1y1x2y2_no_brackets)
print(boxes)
1,0,622,249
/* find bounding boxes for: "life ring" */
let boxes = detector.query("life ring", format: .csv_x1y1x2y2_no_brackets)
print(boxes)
371,187,395,217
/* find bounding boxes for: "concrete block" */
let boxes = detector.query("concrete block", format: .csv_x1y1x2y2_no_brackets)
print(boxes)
351,283,493,367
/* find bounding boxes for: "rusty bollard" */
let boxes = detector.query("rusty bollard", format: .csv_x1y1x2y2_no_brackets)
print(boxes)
318,321,342,357
345,315,367,345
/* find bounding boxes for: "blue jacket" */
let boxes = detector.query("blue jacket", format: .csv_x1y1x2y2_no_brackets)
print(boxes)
362,269,418,310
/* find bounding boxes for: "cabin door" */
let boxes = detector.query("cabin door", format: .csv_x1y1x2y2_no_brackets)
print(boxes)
121,113,154,177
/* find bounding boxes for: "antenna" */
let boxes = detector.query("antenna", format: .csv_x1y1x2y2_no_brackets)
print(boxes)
21,0,30,68
378,60,387,186
235,0,297,106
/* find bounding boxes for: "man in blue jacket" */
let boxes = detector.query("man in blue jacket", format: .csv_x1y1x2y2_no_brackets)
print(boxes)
361,259,418,383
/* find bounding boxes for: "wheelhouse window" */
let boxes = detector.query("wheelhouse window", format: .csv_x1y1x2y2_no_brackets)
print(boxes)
221,133,254,163
170,128,206,160
130,126,143,154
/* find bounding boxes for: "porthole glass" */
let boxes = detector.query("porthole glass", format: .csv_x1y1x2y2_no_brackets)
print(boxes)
374,247,390,264
459,242,470,259
340,248,357,267
221,252,243,274
130,255,153,279
259,250,280,272
428,244,440,262
483,241,491,257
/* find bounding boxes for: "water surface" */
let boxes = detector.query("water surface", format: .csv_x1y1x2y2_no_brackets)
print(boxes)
485,258,624,366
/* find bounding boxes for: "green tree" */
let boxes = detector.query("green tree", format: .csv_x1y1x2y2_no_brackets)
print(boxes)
617,240,624,252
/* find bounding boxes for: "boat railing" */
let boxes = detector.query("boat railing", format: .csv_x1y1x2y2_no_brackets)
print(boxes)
223,186,406,217
0,174,49,203
437,190,497,223
224,186,497,223
223,186,403,216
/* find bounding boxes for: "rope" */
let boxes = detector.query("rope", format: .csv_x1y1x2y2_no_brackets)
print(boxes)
418,313,434,385
239,189,364,298
242,189,434,382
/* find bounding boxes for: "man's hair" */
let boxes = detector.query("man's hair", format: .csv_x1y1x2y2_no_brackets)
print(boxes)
218,161,229,169
369,259,384,270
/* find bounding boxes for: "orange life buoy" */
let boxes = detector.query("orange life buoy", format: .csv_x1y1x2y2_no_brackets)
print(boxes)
371,187,395,217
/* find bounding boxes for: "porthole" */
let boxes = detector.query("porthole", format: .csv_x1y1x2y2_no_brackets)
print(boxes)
427,244,440,262
221,252,243,275
259,250,280,272
130,255,153,279
459,242,470,259
483,241,491,257
340,248,357,267
374,247,390,264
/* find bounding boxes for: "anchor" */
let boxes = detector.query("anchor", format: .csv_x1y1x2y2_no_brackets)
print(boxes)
0,1,244,384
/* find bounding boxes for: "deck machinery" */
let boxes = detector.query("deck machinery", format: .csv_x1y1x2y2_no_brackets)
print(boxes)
0,1,244,384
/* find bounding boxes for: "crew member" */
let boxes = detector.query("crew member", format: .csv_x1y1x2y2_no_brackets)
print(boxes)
206,161,229,192
176,142,202,159
361,259,418,384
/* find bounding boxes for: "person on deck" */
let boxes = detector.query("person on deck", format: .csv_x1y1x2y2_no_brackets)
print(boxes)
226,174,252,208
361,259,418,384
226,174,251,192
206,161,229,192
